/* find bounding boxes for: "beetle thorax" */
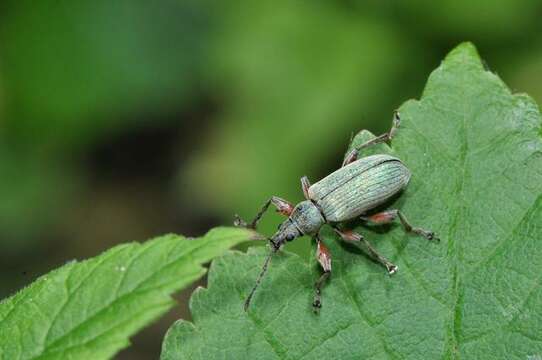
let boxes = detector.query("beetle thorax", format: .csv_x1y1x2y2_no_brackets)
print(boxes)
290,200,325,235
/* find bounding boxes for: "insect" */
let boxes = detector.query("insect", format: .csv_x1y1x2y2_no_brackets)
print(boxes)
235,112,438,313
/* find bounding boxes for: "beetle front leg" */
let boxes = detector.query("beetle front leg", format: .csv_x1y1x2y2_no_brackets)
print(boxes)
342,111,401,166
234,196,294,230
313,235,331,314
333,227,398,275
361,209,439,241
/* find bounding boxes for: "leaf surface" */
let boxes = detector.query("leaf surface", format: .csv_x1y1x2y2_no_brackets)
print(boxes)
162,43,542,359
0,227,254,360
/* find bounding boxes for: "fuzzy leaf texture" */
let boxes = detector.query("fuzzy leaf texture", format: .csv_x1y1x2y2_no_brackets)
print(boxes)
161,43,542,360
0,227,255,359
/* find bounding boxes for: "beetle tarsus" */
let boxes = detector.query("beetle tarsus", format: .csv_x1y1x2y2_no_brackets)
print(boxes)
233,214,253,229
312,298,322,314
396,211,439,242
412,228,439,242
389,110,401,139
313,272,329,315
387,264,398,275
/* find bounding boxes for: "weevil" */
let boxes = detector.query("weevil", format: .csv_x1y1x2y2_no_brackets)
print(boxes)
235,112,438,313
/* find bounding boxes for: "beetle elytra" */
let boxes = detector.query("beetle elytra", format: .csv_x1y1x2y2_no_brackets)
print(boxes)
235,112,438,313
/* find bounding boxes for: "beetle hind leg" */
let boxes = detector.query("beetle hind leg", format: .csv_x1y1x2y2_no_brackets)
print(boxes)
342,111,401,167
333,227,398,275
361,209,439,242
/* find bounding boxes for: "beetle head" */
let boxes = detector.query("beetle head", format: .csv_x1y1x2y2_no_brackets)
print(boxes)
270,220,302,249
289,200,325,235
244,201,325,312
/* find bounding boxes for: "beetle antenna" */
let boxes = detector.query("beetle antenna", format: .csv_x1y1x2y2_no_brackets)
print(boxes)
244,243,278,311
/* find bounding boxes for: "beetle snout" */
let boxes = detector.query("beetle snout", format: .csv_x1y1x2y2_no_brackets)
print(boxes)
271,220,301,248
269,235,282,250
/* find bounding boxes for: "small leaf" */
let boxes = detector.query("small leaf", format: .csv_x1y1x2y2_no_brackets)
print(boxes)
161,43,542,359
0,227,254,360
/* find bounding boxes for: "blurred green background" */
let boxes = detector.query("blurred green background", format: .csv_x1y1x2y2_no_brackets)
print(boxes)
1,1,541,358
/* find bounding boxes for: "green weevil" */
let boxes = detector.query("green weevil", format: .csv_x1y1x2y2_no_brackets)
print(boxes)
235,112,438,313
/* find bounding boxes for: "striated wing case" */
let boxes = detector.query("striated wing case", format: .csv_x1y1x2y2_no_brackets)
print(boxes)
308,154,410,222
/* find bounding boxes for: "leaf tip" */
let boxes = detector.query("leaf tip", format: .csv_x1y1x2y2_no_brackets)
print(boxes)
442,42,484,70
246,229,268,241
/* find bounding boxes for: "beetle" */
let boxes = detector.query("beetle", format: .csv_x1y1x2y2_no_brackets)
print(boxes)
235,111,438,313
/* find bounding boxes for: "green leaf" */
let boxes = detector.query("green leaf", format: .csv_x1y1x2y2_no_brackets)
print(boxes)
0,227,255,360
161,43,542,359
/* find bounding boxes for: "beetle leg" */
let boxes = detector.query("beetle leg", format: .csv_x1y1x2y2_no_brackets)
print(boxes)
342,111,401,167
301,176,311,200
234,196,294,229
313,234,331,314
271,196,295,217
333,227,398,275
361,209,439,241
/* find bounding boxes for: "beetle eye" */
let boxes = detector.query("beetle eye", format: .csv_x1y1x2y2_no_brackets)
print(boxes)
285,234,295,241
